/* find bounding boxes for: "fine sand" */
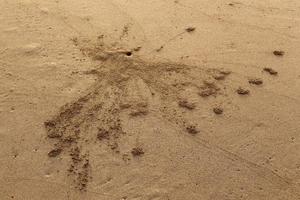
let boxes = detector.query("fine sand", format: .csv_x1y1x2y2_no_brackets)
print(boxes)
1,0,300,199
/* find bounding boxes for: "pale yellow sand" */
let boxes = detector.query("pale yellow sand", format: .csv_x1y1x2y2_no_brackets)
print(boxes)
0,0,300,199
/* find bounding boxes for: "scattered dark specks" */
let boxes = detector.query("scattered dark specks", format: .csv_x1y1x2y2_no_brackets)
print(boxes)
97,128,110,140
249,78,263,85
44,120,62,138
131,147,144,156
237,87,250,95
71,37,78,46
185,27,196,32
199,82,219,97
48,148,62,157
273,50,284,56
213,107,223,115
199,89,215,97
178,100,196,110
263,67,278,75
186,125,199,135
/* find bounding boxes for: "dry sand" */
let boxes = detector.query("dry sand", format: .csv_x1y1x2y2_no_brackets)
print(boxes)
1,0,300,199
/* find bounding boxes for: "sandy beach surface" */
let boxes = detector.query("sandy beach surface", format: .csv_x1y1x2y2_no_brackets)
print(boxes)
1,0,300,199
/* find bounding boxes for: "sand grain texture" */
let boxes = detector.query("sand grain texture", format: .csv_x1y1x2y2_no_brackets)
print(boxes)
0,0,300,199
